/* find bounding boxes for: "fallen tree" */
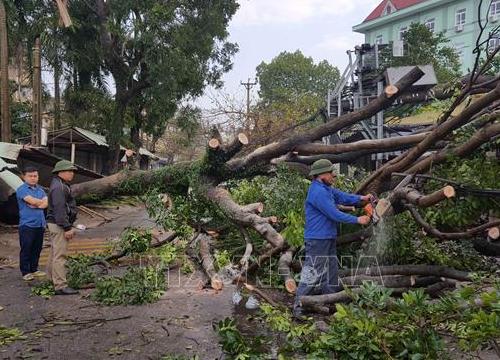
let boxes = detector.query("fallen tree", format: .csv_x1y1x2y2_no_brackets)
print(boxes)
69,57,499,299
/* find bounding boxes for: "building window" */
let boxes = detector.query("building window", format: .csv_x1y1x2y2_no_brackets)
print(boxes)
399,26,408,40
425,18,435,32
488,37,500,53
490,0,500,19
455,9,466,28
375,35,383,44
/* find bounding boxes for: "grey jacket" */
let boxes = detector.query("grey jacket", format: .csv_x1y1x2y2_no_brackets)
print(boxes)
47,177,77,231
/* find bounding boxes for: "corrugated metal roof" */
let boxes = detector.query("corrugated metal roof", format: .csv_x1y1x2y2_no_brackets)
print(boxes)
0,157,22,201
0,142,24,161
139,147,158,159
74,127,109,147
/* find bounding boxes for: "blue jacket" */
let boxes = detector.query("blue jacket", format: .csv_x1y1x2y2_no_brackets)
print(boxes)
304,180,361,240
16,183,47,228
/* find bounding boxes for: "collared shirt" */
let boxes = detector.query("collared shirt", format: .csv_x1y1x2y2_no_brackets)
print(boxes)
304,180,361,240
16,183,47,228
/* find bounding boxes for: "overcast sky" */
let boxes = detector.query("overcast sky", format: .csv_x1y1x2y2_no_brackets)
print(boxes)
198,0,381,110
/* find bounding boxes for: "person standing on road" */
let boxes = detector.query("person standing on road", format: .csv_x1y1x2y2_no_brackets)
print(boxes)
16,166,48,281
293,159,373,317
46,160,79,295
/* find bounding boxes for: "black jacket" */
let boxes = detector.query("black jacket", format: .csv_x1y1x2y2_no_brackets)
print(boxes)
47,176,77,231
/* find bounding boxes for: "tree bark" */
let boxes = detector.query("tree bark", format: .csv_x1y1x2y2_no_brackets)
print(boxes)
340,275,441,288
357,84,500,194
405,121,500,175
395,186,456,208
338,264,471,281
204,186,284,249
0,0,10,142
406,204,500,241
300,280,455,307
278,248,297,294
293,133,428,156
226,67,425,174
198,233,223,290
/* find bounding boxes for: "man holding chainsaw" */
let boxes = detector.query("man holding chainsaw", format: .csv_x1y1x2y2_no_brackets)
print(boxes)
293,159,373,317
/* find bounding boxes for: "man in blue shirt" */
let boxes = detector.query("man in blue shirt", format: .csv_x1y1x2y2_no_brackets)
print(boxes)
16,166,48,281
293,159,372,317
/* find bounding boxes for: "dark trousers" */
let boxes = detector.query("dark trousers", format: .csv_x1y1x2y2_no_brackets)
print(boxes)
19,225,45,275
294,239,341,310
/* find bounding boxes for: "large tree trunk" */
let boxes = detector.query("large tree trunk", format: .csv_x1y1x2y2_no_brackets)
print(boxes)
0,1,10,142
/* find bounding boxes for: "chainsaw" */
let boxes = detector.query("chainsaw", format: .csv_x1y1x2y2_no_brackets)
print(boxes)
363,196,381,224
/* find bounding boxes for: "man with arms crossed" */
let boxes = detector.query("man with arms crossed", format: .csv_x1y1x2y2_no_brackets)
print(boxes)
16,166,47,281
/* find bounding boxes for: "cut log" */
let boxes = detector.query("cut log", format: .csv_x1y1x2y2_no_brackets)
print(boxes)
223,133,249,160
395,186,455,208
384,84,399,98
338,264,471,282
293,132,428,156
241,202,264,214
488,227,500,241
278,248,297,294
340,275,441,288
198,233,223,291
208,138,221,149
300,280,455,307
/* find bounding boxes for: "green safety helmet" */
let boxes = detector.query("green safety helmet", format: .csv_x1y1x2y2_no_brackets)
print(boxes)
52,160,78,173
309,159,335,176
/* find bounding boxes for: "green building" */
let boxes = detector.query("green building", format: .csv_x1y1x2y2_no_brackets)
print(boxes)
353,0,500,74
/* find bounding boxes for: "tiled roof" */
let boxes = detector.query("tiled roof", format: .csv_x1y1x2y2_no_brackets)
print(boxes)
364,0,428,22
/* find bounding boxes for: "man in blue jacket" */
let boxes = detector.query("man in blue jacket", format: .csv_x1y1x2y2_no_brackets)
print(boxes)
293,159,372,317
16,166,48,281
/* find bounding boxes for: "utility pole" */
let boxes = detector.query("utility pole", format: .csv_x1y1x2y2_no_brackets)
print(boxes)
0,0,10,142
32,36,41,146
240,78,257,125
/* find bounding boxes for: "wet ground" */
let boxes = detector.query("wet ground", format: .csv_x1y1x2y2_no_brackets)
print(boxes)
0,205,237,359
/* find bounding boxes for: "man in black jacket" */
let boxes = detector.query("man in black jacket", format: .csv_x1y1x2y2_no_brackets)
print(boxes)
46,160,79,295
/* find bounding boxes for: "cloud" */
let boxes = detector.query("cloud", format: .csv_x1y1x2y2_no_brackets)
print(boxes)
233,0,381,27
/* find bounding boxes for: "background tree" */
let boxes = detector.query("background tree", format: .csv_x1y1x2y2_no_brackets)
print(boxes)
252,50,339,145
382,22,461,83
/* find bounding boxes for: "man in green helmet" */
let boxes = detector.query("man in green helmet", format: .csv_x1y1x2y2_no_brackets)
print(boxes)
293,158,373,317
46,160,79,295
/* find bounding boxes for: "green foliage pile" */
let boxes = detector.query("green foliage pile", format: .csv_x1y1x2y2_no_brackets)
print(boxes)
230,165,358,248
92,265,166,306
30,281,55,299
383,213,495,272
422,155,500,228
0,326,25,347
66,254,102,289
116,228,153,256
215,318,265,359
218,281,500,359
